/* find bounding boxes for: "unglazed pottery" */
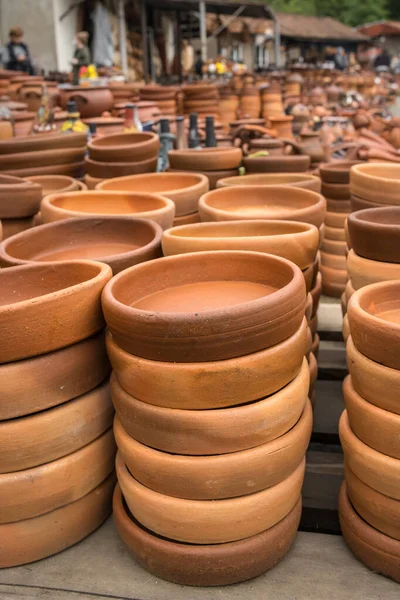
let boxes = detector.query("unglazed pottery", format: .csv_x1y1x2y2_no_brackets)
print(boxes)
1,216,34,239
319,160,362,184
350,163,400,204
324,225,346,241
321,238,346,256
5,160,85,179
0,132,86,155
310,272,322,317
173,212,201,226
325,198,351,213
321,182,350,200
347,207,400,263
348,280,400,369
26,175,85,197
243,155,310,174
216,173,321,193
107,319,308,409
0,147,86,173
102,251,306,363
113,484,301,587
88,132,159,163
117,453,305,544
199,186,326,228
320,251,346,270
167,167,239,191
0,260,111,363
85,156,157,179
169,148,242,171
60,86,114,118
40,191,175,230
0,174,42,218
0,217,163,274
162,220,319,270
325,211,348,228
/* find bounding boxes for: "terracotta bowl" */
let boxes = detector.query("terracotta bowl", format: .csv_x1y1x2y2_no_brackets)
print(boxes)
111,357,309,454
114,484,301,586
345,279,355,304
326,198,351,213
243,155,310,174
0,260,111,363
168,148,242,171
102,250,306,363
339,410,400,500
321,238,346,256
350,194,384,212
319,160,362,184
173,212,200,226
1,216,34,239
199,185,326,228
311,272,322,317
26,175,86,197
40,191,175,230
5,160,85,179
311,332,320,358
348,280,400,369
0,474,114,568
216,173,321,193
342,314,350,340
0,174,42,218
325,210,348,228
339,482,400,584
320,251,346,270
347,335,400,415
350,163,400,204
0,131,86,155
96,172,209,217
347,249,400,289
117,452,305,544
85,156,157,179
0,217,163,274
348,207,400,263
0,428,115,523
321,182,350,200
324,224,346,241
167,167,239,190
85,173,103,189
0,147,85,172
0,379,113,473
162,220,319,270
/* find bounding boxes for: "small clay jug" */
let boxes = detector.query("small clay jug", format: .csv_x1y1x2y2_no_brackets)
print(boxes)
300,131,325,164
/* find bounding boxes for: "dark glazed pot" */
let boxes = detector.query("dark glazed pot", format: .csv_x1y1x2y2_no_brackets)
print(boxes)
347,207,400,263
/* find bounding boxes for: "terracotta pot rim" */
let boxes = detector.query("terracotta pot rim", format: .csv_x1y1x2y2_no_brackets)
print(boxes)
85,155,158,169
217,173,321,189
0,173,42,192
24,174,83,194
96,172,209,195
169,147,242,171
0,132,86,155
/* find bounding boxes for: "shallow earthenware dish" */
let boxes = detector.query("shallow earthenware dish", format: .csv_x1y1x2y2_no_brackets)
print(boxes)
0,147,85,172
26,175,86,197
0,174,42,218
88,132,159,163
319,160,362,184
350,163,400,204
168,147,242,171
348,207,400,263
216,173,321,193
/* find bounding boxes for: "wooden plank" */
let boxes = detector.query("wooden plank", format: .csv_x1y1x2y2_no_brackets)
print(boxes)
312,379,344,442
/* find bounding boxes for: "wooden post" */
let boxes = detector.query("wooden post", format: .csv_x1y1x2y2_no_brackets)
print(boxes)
199,1,207,62
118,0,128,77
176,10,183,83
141,0,149,82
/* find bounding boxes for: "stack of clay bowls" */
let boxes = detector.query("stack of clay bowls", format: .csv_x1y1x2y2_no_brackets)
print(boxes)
350,163,400,213
168,147,242,190
319,161,360,297
0,260,115,567
261,83,284,120
140,86,177,117
239,85,261,119
103,250,311,586
96,172,209,226
218,87,239,130
182,84,219,118
243,152,310,175
0,175,42,239
85,132,159,188
0,132,86,179
339,280,400,583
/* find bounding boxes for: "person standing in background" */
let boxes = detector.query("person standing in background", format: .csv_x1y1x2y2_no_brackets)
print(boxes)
71,32,91,85
5,27,34,74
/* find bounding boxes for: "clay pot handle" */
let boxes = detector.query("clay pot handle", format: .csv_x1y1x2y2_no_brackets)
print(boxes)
280,139,303,155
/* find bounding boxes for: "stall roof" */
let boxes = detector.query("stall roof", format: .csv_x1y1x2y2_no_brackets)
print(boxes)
356,21,400,38
142,0,276,20
272,13,368,42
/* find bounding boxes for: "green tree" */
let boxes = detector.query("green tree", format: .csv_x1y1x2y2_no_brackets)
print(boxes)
262,0,389,26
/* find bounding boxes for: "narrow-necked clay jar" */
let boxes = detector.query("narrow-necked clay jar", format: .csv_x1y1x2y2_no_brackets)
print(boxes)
217,173,321,193
40,191,175,230
162,220,319,270
169,148,242,171
0,260,111,363
102,251,306,363
117,452,305,544
348,207,400,263
0,217,163,274
350,163,400,204
0,174,42,218
88,132,159,162
26,175,86,197
199,185,326,228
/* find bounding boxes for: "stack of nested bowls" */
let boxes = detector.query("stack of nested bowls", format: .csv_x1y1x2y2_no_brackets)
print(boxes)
102,250,311,586
96,172,209,226
140,86,178,117
239,85,261,119
0,175,42,239
108,82,139,103
85,132,159,188
0,132,87,179
182,84,219,118
340,280,400,584
319,161,360,297
0,260,115,568
261,83,284,120
350,163,400,213
218,86,239,130
168,147,242,190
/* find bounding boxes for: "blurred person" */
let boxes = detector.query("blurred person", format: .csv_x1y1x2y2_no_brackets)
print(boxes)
71,31,91,85
334,47,348,71
374,48,391,70
194,49,203,78
5,27,34,74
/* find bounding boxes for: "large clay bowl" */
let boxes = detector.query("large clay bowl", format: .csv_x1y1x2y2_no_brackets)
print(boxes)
5,161,85,179
243,155,310,174
85,156,157,179
350,163,400,204
347,249,400,289
1,216,34,239
350,194,383,212
102,251,306,363
320,251,346,270
217,173,321,193
344,375,400,459
162,220,319,270
117,453,305,544
111,357,309,454
321,182,350,200
115,399,311,500
97,172,209,217
0,474,114,568
26,175,85,197
0,132,86,155
169,148,242,171
40,191,175,230
319,160,362,184
199,186,326,228
0,380,113,473
0,260,111,363
0,174,42,218
345,466,400,541
0,429,115,523
321,238,346,256
107,318,308,409
113,484,301,587
0,147,85,172
88,132,159,162
339,482,400,584
348,207,400,263
339,411,400,500
326,198,351,213
0,217,163,275
347,335,400,415
167,167,239,191
348,280,400,370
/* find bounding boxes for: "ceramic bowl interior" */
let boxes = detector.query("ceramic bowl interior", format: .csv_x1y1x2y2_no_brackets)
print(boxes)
166,220,314,240
356,282,400,326
98,173,204,193
352,163,400,182
26,175,80,196
350,207,400,227
46,192,169,215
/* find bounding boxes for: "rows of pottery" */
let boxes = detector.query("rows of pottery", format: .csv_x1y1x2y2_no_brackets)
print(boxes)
167,146,242,189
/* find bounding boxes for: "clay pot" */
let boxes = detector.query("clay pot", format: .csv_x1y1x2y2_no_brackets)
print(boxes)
0,331,109,420
0,474,114,568
321,238,346,256
217,173,321,193
85,155,157,179
350,163,400,204
40,191,175,230
311,272,322,317
348,207,400,263
325,211,348,228
344,376,400,459
26,175,85,197
340,411,400,500
97,172,209,217
345,279,355,304
109,82,139,101
117,453,305,544
60,86,114,118
321,182,350,200
248,139,286,156
0,132,86,155
0,174,42,218
85,173,103,189
319,160,362,184
102,251,306,363
320,251,346,270
0,217,162,274
268,115,294,138
243,155,310,174
5,161,85,179
162,220,319,270
320,264,347,297
0,428,115,523
199,185,326,228
0,147,85,174
326,198,351,213
88,132,159,163
83,116,124,136
299,132,325,164
107,318,308,410
167,167,239,190
1,216,34,239
324,225,346,241
0,260,111,364
168,148,242,171
173,212,201,226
